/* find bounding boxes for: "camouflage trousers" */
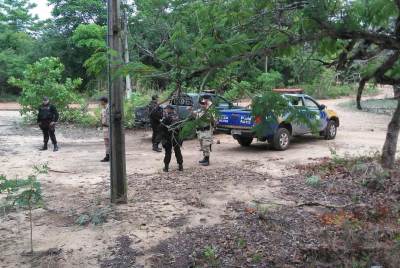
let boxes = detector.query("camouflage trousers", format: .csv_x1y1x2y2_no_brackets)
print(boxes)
197,129,213,157
103,127,110,155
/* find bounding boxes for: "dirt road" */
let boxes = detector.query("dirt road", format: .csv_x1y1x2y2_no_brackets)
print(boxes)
0,90,397,267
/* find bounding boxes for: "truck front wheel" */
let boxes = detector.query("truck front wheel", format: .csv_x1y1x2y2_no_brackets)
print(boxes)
236,136,253,147
273,128,291,150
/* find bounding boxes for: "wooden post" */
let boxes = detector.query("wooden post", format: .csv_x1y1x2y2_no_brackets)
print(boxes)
108,0,127,204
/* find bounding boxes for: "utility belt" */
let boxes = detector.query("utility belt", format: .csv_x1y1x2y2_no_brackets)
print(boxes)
196,126,211,132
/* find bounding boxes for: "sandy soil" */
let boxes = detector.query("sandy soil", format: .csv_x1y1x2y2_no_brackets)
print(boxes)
0,88,397,267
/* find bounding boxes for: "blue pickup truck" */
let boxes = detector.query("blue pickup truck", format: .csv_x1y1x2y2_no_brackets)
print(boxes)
134,92,234,127
216,93,340,150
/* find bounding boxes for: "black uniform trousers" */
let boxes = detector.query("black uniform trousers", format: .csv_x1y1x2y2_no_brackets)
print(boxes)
163,137,183,166
40,123,57,145
150,120,161,145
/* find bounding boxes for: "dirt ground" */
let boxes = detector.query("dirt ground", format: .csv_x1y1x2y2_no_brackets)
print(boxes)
0,88,397,267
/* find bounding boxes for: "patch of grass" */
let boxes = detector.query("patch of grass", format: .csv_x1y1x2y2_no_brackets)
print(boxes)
237,238,247,249
252,253,262,263
203,245,219,266
340,98,397,115
75,207,110,226
306,175,321,188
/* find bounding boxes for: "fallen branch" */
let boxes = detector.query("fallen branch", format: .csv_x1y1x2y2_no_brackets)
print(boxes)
296,202,352,209
48,169,76,174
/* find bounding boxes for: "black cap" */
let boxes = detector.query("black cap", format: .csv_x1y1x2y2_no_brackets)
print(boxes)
43,96,49,101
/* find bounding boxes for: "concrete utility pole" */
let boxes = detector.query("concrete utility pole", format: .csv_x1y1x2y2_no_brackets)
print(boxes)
122,0,133,98
107,0,127,204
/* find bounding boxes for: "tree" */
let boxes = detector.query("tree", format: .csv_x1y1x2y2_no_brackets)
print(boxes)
9,57,81,116
71,24,108,90
300,0,400,168
48,0,107,33
0,0,40,94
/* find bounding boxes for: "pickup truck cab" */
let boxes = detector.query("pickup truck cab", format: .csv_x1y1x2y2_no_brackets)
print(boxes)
216,93,339,150
134,92,234,127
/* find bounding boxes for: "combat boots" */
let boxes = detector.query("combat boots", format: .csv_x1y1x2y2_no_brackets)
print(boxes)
199,156,210,166
40,144,48,151
178,164,183,171
152,143,162,152
163,165,169,172
101,154,110,162
53,144,59,152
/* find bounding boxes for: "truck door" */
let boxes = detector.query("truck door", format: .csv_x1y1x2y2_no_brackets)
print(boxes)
302,97,327,132
289,96,308,135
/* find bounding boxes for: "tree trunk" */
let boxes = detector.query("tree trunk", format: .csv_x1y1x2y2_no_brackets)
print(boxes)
381,88,400,168
356,79,367,110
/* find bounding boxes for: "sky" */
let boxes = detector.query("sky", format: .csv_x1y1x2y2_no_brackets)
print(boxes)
31,0,53,20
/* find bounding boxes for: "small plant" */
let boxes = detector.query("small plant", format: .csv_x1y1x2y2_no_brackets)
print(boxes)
306,175,321,188
237,238,247,249
252,253,262,263
203,245,219,266
75,207,110,226
0,164,47,253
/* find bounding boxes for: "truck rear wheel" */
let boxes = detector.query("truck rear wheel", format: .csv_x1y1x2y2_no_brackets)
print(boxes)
273,128,291,150
236,136,253,147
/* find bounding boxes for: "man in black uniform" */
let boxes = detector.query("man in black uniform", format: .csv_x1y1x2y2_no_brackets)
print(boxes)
160,105,183,172
148,95,163,152
37,97,59,151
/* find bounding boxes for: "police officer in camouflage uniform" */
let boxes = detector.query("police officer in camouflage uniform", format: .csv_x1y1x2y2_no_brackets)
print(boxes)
99,96,110,162
193,95,214,166
160,105,183,172
37,96,59,152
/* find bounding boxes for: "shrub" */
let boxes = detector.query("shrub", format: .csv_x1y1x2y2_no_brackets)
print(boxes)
223,71,284,101
124,92,151,128
61,108,99,127
306,175,321,187
9,57,82,116
256,71,284,91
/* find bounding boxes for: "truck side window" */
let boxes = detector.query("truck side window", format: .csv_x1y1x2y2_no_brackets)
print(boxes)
303,98,319,109
290,97,303,106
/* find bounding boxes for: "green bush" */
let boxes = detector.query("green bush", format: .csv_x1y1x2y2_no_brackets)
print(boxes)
223,80,252,101
223,71,284,101
9,57,82,116
256,71,284,91
124,92,151,128
300,68,378,99
61,108,99,127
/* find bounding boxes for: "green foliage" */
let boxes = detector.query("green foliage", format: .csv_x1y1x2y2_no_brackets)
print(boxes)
75,207,110,226
124,92,151,128
203,245,219,266
0,164,47,212
9,57,82,116
256,71,284,91
306,175,321,188
302,69,354,99
0,0,40,94
223,80,253,101
72,24,107,78
179,106,219,140
61,108,99,127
